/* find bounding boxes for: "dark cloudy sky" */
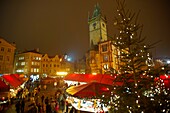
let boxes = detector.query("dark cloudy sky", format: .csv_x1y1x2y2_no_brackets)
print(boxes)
0,0,170,60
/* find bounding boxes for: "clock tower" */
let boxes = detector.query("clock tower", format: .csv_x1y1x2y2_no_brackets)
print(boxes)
88,4,108,49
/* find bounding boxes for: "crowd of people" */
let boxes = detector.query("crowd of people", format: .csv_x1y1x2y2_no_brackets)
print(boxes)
14,79,69,113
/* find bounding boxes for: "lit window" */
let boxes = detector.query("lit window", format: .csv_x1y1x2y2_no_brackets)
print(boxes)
21,62,25,66
32,62,34,65
103,64,109,70
31,68,33,72
16,69,24,72
19,57,24,60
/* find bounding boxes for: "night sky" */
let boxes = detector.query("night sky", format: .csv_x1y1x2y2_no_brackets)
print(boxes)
0,0,170,60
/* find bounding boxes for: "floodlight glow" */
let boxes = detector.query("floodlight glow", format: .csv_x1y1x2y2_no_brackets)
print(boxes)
56,72,68,75
167,60,170,64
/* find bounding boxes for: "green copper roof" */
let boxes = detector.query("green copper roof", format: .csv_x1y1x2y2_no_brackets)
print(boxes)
92,3,101,18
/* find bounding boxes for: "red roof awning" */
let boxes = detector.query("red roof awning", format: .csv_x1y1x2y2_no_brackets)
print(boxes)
64,74,115,85
0,79,10,92
66,81,113,98
2,74,23,88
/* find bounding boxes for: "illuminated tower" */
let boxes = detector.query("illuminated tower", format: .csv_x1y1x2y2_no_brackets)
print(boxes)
88,4,108,49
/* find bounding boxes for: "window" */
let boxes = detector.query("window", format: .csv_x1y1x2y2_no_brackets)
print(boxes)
34,68,37,72
21,62,25,66
102,44,107,52
19,57,24,60
1,47,4,51
103,64,109,70
32,62,35,65
16,63,18,66
7,56,10,61
0,55,3,61
31,68,33,72
93,22,96,29
102,23,105,28
8,48,11,52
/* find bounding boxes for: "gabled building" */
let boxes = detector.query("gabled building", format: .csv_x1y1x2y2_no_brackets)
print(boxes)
41,54,74,77
41,54,61,76
0,38,16,74
86,4,118,74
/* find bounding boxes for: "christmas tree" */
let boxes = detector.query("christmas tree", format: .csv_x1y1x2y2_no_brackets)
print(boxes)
109,0,169,112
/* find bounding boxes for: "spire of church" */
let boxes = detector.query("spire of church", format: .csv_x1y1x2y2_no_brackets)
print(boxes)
92,3,101,18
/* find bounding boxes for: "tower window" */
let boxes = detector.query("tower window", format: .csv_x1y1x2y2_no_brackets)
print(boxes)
93,23,96,29
102,23,105,27
103,64,109,70
102,44,107,52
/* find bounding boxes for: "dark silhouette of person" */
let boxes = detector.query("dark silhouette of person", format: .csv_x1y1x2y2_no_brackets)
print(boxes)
15,101,21,113
45,97,49,105
41,94,45,104
46,103,51,113
21,99,25,113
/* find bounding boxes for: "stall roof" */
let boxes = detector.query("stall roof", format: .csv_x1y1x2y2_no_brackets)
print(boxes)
64,74,115,85
66,81,113,98
2,74,23,88
0,79,10,92
11,74,24,82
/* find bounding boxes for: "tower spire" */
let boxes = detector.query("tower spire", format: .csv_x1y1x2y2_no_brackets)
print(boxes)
92,3,101,18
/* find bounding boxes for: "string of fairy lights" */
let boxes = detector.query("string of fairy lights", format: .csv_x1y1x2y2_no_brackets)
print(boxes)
109,1,170,112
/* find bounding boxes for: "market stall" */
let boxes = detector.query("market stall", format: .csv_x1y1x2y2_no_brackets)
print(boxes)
67,97,109,113
66,81,113,112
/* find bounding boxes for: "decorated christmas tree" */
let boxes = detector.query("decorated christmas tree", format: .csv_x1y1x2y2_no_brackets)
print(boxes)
109,0,169,112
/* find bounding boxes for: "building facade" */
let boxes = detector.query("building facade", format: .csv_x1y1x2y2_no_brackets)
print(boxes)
14,49,42,77
14,49,74,78
41,54,74,77
0,38,16,74
41,54,61,76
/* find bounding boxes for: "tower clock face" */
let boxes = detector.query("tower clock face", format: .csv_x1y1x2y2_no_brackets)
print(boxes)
104,55,108,61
